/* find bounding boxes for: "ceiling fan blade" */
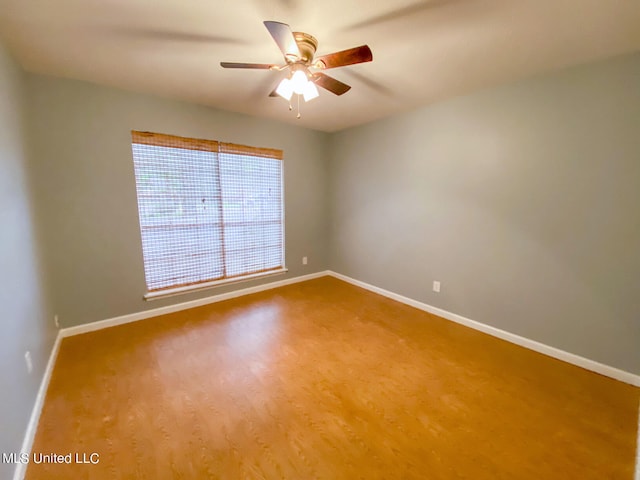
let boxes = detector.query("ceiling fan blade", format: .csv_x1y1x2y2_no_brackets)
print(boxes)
314,45,373,69
263,21,301,60
312,72,351,96
220,62,275,69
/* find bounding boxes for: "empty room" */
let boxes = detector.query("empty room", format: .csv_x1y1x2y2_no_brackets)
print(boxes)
1,0,639,479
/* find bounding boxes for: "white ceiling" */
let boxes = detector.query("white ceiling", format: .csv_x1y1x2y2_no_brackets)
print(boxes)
0,0,639,132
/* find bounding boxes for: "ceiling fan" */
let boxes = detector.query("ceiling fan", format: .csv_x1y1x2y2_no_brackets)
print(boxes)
221,21,372,114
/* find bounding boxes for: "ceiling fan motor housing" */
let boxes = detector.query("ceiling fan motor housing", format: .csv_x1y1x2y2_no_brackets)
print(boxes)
292,32,318,63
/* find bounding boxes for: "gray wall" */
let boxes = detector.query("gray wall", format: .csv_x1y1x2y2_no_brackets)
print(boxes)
0,44,56,478
26,75,330,328
329,53,640,374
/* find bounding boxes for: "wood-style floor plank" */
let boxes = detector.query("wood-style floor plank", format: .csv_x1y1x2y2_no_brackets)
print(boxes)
27,277,639,479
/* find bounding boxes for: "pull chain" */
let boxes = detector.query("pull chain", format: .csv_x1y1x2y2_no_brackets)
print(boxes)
296,94,301,119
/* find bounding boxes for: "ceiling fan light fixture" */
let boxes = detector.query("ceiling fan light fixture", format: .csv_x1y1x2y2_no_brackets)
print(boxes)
221,21,372,115
275,77,294,100
303,81,319,102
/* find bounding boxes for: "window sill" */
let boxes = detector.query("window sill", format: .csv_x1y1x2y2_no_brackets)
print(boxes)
143,268,289,301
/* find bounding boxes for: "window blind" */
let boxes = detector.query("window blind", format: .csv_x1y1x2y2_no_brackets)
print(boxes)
131,131,284,293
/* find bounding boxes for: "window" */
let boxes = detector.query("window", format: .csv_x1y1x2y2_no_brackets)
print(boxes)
131,131,285,298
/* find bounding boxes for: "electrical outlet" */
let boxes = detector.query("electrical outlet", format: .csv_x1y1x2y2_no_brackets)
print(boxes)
54,314,59,329
433,281,441,293
302,256,308,265
25,351,33,374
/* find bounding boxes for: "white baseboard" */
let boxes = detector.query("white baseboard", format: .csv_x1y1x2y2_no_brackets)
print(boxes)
60,270,330,338
13,331,63,480
327,271,640,387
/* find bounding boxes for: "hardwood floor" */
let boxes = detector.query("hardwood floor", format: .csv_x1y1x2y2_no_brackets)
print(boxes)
27,277,639,479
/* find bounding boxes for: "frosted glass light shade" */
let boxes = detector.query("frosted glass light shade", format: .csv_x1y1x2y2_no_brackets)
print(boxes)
303,81,319,102
275,78,294,101
291,70,308,94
